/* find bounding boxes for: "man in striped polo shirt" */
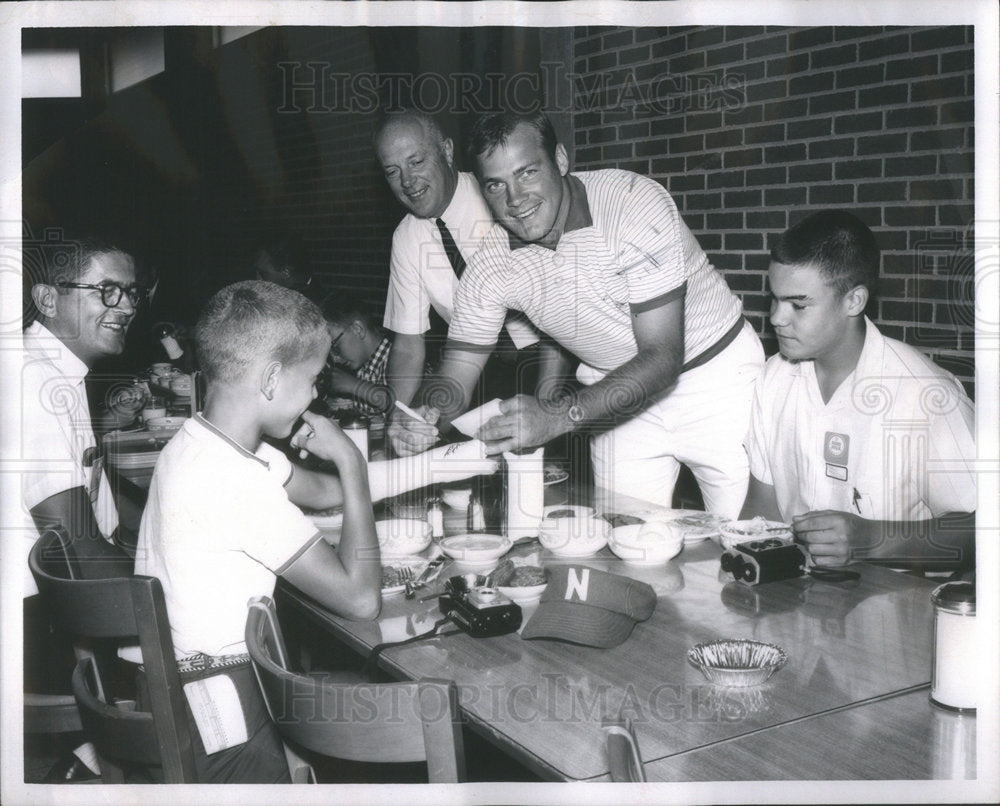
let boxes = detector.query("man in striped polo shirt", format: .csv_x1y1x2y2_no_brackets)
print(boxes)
390,111,764,517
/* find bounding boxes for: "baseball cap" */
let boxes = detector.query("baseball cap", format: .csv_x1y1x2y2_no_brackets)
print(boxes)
521,566,657,648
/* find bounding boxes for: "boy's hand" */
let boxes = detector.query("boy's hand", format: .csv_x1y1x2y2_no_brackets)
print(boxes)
292,411,364,464
792,510,863,567
387,405,440,457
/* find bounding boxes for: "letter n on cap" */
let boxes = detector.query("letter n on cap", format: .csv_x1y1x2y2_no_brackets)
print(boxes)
565,568,589,601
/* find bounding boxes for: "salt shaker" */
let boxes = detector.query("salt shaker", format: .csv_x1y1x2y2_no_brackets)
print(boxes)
467,486,485,533
427,495,444,539
930,581,976,712
339,413,370,461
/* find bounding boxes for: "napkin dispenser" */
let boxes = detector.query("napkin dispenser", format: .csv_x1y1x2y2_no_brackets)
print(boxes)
500,447,545,542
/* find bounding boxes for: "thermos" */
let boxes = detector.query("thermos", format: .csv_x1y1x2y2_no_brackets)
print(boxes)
930,581,976,712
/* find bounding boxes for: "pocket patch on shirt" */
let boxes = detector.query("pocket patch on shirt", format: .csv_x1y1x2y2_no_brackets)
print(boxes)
823,432,850,464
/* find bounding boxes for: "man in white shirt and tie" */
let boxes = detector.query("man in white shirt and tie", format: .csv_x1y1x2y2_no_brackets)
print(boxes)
374,110,540,408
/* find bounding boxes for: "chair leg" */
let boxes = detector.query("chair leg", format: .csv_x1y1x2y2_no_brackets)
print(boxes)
283,744,316,783
95,756,125,784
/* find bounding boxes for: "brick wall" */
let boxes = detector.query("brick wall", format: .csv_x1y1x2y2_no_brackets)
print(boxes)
208,27,396,313
570,26,976,397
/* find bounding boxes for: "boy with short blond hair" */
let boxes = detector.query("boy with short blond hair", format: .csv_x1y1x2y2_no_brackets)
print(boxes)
742,210,976,571
135,280,381,782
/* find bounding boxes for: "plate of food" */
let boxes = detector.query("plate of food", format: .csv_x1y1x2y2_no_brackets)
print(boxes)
717,516,792,550
301,505,344,530
666,510,727,544
543,464,569,486
381,559,428,596
376,518,433,557
492,562,549,604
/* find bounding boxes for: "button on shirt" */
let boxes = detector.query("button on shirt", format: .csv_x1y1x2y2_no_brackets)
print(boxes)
383,171,537,349
21,321,119,596
747,318,976,523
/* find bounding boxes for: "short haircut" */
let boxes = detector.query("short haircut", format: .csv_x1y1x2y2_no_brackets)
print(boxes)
372,109,447,150
319,294,376,330
467,111,559,168
195,280,330,384
770,210,880,295
28,234,130,287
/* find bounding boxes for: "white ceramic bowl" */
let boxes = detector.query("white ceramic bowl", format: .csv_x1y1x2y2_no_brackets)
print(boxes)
538,511,610,557
718,518,793,551
440,486,472,511
495,565,548,604
498,582,548,605
541,504,596,520
375,518,432,557
608,521,684,565
439,533,512,568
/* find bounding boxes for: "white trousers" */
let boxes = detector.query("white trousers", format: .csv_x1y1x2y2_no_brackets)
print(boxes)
584,321,764,519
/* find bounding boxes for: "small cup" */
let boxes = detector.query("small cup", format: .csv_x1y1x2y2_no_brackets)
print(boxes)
142,396,167,422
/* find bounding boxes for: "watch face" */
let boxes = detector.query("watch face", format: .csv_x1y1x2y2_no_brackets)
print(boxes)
568,404,584,423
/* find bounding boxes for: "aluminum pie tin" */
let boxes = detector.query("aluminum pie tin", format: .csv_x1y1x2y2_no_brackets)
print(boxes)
687,639,787,687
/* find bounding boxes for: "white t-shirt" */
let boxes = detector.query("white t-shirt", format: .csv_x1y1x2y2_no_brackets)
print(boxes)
383,171,537,349
135,415,321,657
20,321,118,597
746,318,976,523
449,169,741,372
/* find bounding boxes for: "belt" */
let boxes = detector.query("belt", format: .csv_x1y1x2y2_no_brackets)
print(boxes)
681,316,746,374
176,652,251,675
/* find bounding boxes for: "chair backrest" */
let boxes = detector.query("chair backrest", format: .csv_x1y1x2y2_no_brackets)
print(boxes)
602,713,646,782
245,596,466,783
29,530,197,783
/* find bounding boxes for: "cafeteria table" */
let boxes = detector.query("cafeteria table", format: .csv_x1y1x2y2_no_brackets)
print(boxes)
276,491,976,782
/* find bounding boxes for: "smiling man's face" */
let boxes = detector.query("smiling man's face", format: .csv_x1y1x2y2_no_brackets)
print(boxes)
48,250,138,367
375,117,457,220
475,122,570,247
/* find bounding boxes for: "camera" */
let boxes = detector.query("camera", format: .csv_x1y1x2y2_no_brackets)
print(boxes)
439,575,522,637
721,537,808,585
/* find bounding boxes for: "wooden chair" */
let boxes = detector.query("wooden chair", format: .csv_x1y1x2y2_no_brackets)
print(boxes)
602,712,646,782
29,530,197,783
23,527,134,739
245,595,467,783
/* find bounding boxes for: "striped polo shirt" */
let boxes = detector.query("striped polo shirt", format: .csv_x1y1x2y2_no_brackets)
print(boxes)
449,169,742,373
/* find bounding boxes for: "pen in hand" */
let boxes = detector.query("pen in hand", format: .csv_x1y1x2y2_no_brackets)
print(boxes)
393,399,431,425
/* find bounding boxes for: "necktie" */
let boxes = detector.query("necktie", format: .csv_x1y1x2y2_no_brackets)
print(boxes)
435,218,467,279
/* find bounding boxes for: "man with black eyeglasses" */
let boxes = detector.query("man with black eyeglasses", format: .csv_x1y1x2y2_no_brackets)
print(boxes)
21,235,146,781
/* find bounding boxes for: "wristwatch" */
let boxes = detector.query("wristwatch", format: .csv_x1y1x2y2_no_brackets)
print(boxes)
566,402,586,428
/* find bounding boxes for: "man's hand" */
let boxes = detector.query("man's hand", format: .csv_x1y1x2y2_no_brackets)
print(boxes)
387,405,440,457
792,510,866,567
477,395,565,455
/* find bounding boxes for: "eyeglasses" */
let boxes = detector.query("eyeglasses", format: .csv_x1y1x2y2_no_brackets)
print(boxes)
54,282,150,308
329,330,346,356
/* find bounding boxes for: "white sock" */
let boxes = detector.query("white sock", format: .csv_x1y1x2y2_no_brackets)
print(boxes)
72,742,101,775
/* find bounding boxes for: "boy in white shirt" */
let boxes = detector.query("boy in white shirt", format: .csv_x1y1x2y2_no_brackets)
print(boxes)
742,210,975,572
135,280,381,782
